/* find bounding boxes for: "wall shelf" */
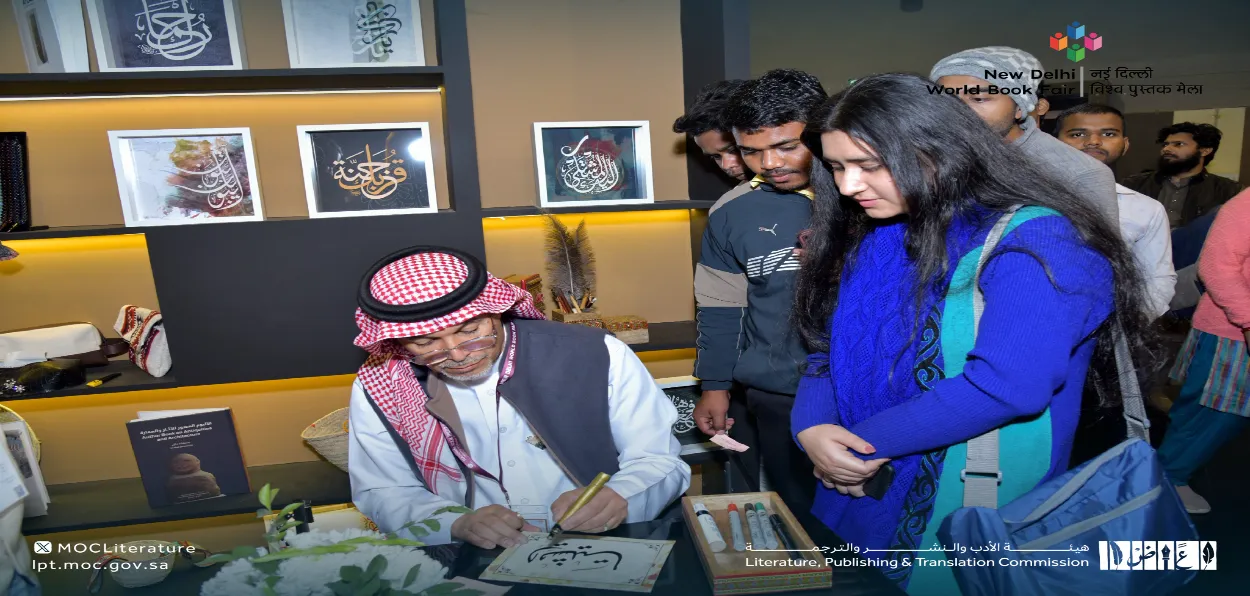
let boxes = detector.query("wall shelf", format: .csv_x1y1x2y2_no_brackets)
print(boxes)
0,67,445,99
2,360,176,402
630,321,697,352
23,437,721,535
0,225,136,241
481,201,716,218
1,322,692,403
22,460,348,536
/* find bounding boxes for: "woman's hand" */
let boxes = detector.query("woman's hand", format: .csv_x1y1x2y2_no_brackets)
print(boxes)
814,466,867,497
797,424,889,485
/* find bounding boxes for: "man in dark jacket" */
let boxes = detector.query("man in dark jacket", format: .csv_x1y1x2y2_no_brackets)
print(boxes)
1120,122,1244,228
692,69,824,515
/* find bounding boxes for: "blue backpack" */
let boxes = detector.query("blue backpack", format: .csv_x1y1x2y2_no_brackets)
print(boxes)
937,207,1200,595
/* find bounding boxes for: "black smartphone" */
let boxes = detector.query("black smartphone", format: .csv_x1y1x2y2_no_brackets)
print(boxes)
863,463,896,500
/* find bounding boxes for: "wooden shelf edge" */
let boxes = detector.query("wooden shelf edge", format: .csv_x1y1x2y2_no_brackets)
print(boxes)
0,67,446,98
481,201,716,217
2,360,177,402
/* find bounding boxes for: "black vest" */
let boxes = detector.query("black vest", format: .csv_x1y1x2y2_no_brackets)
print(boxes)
366,318,619,494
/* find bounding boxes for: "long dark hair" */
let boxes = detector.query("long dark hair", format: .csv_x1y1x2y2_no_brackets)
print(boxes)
793,73,1157,409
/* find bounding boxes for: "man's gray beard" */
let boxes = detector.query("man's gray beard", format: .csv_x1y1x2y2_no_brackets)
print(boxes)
434,354,497,383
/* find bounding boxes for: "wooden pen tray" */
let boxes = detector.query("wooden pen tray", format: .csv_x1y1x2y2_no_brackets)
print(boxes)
681,492,832,595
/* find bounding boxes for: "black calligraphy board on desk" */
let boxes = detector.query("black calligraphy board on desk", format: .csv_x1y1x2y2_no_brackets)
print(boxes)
453,517,905,596
297,122,439,218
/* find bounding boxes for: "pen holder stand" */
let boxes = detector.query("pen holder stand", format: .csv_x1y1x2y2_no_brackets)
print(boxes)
681,492,832,595
550,310,605,329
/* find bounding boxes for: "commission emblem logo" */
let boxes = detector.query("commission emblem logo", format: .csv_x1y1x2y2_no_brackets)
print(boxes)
1049,21,1103,63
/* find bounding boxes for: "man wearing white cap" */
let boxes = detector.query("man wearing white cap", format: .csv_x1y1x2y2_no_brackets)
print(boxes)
347,246,690,550
931,46,1119,228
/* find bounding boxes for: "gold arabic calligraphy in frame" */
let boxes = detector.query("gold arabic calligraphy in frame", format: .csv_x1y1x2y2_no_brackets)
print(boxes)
296,122,439,219
84,0,247,72
107,127,265,228
532,121,656,209
279,0,426,68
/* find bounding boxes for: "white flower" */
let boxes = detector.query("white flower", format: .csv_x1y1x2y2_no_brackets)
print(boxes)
201,529,448,596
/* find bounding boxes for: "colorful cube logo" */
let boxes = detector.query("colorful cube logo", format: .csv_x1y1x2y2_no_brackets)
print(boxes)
1067,43,1085,62
1051,21,1102,62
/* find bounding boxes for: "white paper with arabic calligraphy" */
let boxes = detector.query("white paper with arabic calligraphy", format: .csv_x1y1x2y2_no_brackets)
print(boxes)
480,533,674,593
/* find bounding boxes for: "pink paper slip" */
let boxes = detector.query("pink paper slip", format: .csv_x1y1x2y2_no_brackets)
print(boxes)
710,434,749,452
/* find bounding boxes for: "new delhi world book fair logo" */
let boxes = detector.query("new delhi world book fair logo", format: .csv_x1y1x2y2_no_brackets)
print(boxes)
1049,21,1102,63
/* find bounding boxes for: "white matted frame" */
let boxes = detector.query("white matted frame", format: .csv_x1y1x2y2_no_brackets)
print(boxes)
532,120,655,208
280,0,426,68
85,0,247,72
107,127,265,228
296,122,439,218
11,0,91,73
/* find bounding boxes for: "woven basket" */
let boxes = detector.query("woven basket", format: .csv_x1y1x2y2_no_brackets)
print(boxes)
0,404,40,461
109,540,177,588
302,407,350,472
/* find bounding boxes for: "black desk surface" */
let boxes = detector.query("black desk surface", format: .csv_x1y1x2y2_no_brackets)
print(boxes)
39,513,903,596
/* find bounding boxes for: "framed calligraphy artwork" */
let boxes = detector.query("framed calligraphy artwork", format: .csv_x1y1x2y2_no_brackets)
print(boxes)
10,0,91,73
480,533,674,593
280,0,426,68
533,121,655,208
85,0,246,72
296,122,438,218
107,128,264,227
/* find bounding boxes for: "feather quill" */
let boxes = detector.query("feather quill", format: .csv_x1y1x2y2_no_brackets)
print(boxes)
542,213,596,309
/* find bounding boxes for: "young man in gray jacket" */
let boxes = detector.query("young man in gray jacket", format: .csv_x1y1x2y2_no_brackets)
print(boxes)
693,69,825,515
931,46,1120,229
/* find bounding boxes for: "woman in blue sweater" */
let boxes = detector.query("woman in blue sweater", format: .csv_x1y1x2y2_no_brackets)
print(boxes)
790,74,1155,594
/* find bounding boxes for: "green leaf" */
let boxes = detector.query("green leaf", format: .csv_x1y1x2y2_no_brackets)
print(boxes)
360,576,382,595
423,583,463,595
340,565,363,582
251,544,356,563
328,581,355,596
258,484,273,510
367,554,388,577
431,506,471,516
268,488,280,505
200,553,241,566
264,575,282,587
422,519,441,532
279,520,303,532
278,501,303,518
256,508,271,519
262,586,278,596
403,564,422,588
254,561,281,575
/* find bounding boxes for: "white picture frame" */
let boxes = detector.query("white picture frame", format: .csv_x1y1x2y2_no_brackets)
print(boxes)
10,0,91,73
107,127,265,228
280,0,426,68
296,122,439,218
533,121,655,208
2,420,49,517
84,0,247,72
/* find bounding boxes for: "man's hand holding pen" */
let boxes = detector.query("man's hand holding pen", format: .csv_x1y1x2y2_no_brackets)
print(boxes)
550,486,627,534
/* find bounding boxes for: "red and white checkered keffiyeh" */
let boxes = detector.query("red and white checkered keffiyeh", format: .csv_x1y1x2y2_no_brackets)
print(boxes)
354,251,545,494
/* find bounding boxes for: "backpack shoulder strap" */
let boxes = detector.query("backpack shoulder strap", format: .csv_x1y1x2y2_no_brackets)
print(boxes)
961,206,1020,508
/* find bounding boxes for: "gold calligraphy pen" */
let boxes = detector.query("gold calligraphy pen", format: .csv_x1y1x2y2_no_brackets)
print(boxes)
548,472,612,544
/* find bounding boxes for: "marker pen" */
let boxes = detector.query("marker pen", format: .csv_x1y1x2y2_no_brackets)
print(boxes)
727,504,746,551
754,503,778,549
745,503,764,549
692,501,727,552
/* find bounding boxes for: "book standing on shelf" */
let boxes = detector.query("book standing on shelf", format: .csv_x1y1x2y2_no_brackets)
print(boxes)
126,408,249,508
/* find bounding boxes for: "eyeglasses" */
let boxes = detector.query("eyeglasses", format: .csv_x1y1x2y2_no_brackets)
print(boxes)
408,334,498,366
